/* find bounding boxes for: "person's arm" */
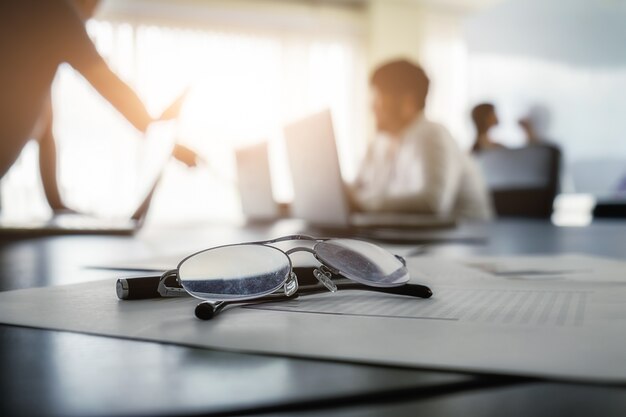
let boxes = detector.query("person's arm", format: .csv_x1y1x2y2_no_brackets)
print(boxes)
37,98,70,213
79,62,201,163
366,129,462,215
57,1,199,163
77,58,190,131
172,144,199,167
74,58,154,133
56,1,174,133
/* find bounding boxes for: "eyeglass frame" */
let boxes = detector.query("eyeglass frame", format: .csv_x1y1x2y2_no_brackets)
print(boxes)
155,234,432,319
158,234,409,296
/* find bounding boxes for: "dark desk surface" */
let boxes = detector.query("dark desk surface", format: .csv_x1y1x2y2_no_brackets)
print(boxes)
1,219,626,416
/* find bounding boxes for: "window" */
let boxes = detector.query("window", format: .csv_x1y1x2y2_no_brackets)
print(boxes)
1,3,367,223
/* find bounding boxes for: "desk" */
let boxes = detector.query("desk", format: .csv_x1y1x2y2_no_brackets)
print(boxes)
1,220,626,416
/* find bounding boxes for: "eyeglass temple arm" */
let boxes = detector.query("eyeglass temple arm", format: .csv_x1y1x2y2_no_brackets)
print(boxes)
195,281,432,320
195,292,299,320
373,283,432,298
298,281,432,299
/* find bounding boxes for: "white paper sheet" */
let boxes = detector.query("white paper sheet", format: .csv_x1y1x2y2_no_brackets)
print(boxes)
2,254,626,384
247,288,589,327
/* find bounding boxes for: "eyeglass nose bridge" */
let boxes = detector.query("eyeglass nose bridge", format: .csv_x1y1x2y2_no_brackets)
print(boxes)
157,269,187,297
284,246,339,292
284,245,341,273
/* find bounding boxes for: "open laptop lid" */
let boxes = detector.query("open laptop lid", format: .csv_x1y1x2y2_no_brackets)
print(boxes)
235,142,279,222
0,121,175,237
130,120,177,227
284,109,351,227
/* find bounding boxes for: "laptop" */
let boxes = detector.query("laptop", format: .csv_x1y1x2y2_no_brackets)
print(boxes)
283,109,456,232
234,142,279,223
0,121,176,237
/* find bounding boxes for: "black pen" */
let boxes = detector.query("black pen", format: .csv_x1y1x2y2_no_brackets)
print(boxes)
116,274,432,300
293,280,433,299
116,275,164,300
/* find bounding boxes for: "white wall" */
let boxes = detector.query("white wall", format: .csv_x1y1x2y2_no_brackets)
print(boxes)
465,0,626,195
366,1,471,147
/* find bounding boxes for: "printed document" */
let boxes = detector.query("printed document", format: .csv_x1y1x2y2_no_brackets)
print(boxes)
1,254,626,383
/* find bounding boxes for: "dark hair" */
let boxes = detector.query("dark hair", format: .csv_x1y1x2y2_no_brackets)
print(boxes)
471,103,495,132
370,59,429,109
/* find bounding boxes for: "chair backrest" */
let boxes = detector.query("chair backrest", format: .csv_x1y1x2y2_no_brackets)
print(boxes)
475,145,561,218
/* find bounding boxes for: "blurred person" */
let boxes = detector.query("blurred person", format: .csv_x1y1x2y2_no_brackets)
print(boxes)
0,0,198,213
350,59,493,220
519,104,563,193
471,102,505,152
518,104,553,146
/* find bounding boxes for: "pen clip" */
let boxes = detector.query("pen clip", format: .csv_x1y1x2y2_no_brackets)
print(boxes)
157,269,187,297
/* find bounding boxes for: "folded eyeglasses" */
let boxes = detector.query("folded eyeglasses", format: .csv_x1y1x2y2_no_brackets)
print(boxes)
149,235,432,319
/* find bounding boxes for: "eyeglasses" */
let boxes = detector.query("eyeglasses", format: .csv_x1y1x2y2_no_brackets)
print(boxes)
155,235,432,319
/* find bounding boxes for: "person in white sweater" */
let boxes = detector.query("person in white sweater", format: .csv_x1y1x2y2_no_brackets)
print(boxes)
351,59,493,221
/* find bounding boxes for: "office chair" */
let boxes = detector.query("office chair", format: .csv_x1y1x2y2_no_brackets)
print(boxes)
475,145,561,219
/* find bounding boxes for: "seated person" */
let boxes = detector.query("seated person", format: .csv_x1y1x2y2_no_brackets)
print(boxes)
471,102,505,152
518,104,562,194
350,59,493,221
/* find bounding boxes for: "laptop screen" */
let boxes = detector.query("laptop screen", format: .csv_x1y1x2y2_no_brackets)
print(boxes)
133,120,177,212
283,109,351,227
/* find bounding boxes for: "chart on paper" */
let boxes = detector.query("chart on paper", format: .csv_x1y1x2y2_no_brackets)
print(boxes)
246,288,590,327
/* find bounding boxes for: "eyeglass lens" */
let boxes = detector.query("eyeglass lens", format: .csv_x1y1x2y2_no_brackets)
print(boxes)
313,239,409,287
178,244,291,301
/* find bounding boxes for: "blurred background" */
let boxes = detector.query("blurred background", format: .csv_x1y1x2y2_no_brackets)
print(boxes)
3,0,625,224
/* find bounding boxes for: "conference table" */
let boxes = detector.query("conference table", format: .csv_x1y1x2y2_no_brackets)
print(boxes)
1,218,626,416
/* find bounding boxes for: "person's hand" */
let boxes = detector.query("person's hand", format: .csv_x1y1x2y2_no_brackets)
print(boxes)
172,143,201,167
518,118,532,134
157,89,189,121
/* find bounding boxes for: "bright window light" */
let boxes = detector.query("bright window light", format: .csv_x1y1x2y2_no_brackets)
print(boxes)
1,14,366,224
